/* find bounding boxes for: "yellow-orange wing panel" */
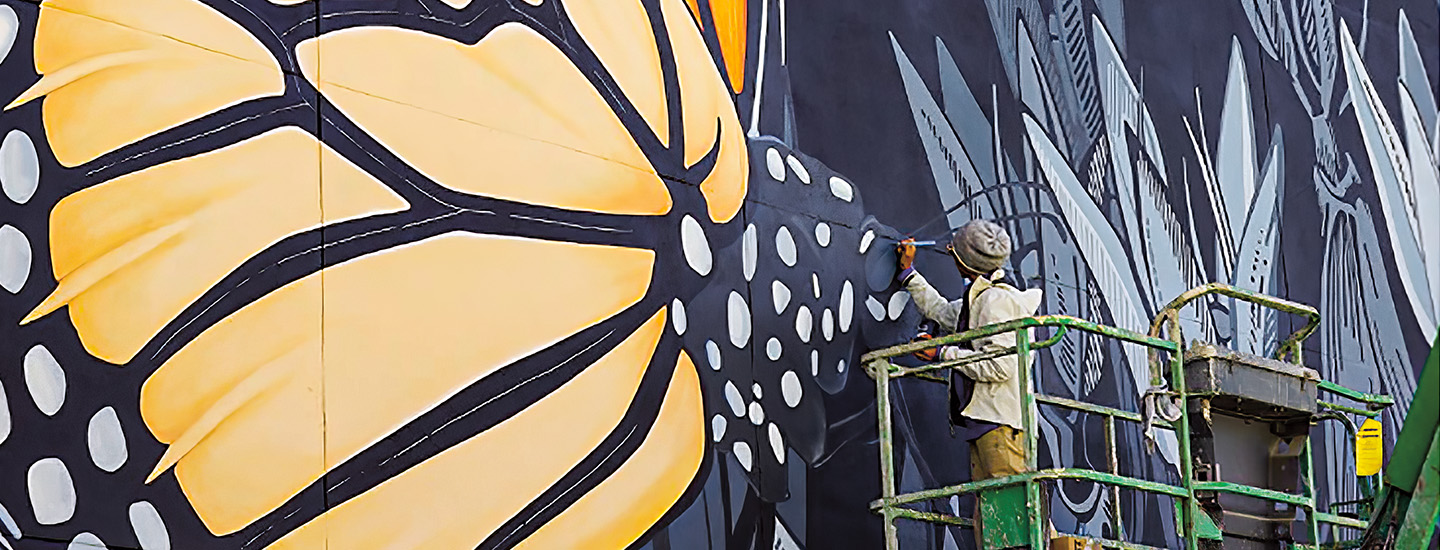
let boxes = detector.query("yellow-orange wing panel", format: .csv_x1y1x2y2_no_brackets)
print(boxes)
663,0,748,222
514,350,705,549
268,309,669,549
8,0,284,166
297,25,672,216
24,128,408,364
140,233,655,535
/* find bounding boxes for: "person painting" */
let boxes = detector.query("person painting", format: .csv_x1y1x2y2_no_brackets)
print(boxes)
896,219,1044,541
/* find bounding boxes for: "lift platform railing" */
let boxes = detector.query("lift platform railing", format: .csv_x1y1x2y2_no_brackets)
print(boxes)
861,283,1391,549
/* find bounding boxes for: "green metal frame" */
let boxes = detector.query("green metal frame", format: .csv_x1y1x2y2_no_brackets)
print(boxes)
861,284,1392,549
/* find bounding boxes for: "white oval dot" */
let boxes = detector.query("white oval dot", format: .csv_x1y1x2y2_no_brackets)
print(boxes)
727,291,751,348
0,378,10,445
765,147,785,181
724,381,745,417
711,415,728,442
0,498,18,539
815,222,831,247
786,154,811,184
751,383,763,399
705,340,722,371
733,441,753,471
0,5,16,65
829,176,854,202
24,345,65,416
866,295,887,322
859,230,876,254
129,501,170,550
766,338,783,361
680,215,712,276
887,291,910,321
742,224,758,282
781,371,802,407
87,407,127,473
670,299,687,335
795,306,813,343
28,458,75,525
768,423,786,464
771,280,791,314
0,225,31,294
838,359,848,373
1,130,39,204
69,532,105,550
821,308,835,341
748,401,766,425
775,226,797,267
810,349,820,376
840,281,856,332
812,273,822,299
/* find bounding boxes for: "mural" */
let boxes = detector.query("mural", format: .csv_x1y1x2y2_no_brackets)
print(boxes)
0,0,1433,549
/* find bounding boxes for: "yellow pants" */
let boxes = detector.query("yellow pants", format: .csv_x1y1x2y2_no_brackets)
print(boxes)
970,425,1027,481
971,426,1028,547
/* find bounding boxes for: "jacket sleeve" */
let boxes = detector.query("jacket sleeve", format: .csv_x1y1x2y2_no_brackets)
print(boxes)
902,271,963,332
946,288,1028,382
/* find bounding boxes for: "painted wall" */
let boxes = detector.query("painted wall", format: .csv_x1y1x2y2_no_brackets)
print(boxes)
0,0,1434,548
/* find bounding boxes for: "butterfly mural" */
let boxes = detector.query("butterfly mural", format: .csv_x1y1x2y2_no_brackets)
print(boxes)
0,0,1435,549
0,0,934,547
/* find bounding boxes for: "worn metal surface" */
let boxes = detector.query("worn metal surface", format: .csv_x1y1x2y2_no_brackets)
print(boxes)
1184,342,1320,420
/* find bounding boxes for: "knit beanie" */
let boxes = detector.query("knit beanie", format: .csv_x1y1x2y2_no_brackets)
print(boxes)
949,220,1011,275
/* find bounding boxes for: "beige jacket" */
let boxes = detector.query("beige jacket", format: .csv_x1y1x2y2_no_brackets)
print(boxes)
904,271,1044,430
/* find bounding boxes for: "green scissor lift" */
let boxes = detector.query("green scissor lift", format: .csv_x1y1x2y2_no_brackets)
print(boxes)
861,283,1439,549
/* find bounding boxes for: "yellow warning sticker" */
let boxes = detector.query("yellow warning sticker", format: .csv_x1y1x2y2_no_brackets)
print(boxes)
1356,418,1383,476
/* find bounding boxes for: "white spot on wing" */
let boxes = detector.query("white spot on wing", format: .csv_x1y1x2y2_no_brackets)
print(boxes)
0,378,9,445
866,295,886,322
859,230,876,253
0,6,16,65
775,226,797,266
887,291,910,320
680,215,712,276
24,346,64,416
1,130,39,204
767,423,786,464
68,532,104,550
786,154,810,183
87,407,127,473
0,225,31,293
727,292,751,348
811,273,821,298
766,338,783,360
28,458,75,525
771,280,791,314
780,371,802,407
795,306,813,343
670,299,687,335
724,381,745,417
748,401,766,425
840,281,855,331
742,224,758,281
130,501,170,550
733,441,753,471
815,222,831,247
829,176,854,202
705,340,722,371
821,308,835,341
765,147,786,181
711,415,728,442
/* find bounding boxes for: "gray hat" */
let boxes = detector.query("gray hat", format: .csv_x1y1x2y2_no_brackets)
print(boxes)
949,220,1011,275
